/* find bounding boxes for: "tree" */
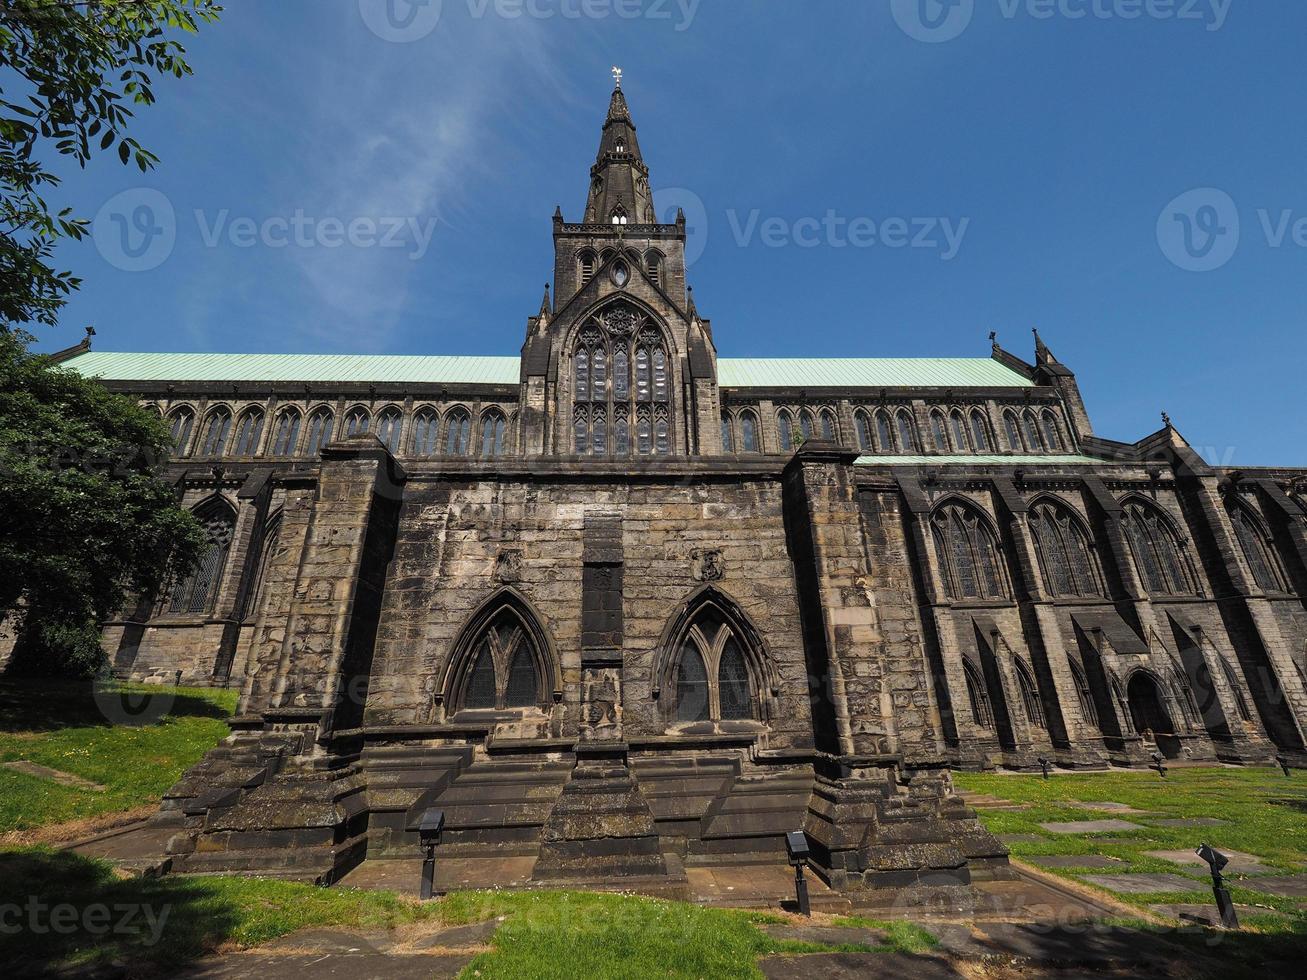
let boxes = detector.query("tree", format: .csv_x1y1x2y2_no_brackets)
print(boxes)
0,1,220,674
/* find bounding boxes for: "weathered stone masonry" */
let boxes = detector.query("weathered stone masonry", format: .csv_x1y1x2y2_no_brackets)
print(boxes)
30,81,1307,892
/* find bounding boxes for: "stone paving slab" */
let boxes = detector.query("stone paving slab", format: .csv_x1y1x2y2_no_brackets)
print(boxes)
1149,902,1283,925
1039,819,1146,834
1063,801,1152,814
1079,873,1200,894
1025,854,1124,870
1145,848,1267,875
189,951,473,979
2,759,105,791
759,952,964,979
1146,817,1227,828
761,923,886,947
1242,874,1307,898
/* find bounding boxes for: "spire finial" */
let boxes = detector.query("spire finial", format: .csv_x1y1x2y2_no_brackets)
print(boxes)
1162,411,1172,429
611,65,623,89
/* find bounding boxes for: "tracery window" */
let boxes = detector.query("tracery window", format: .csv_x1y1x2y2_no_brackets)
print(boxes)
739,411,759,453
854,410,873,452
1040,410,1064,452
445,409,471,455
412,409,440,456
343,407,370,437
1021,410,1043,452
896,410,919,453
270,409,301,457
819,409,836,441
480,410,507,457
931,501,1008,600
304,408,334,455
1228,502,1288,593
778,410,795,452
198,407,232,457
376,408,403,454
1121,500,1195,596
167,500,235,615
167,407,195,454
949,410,969,452
720,413,734,453
233,408,264,456
930,410,949,452
1029,500,1102,597
1016,659,1046,729
572,304,672,456
671,607,758,723
875,410,894,452
454,608,546,712
970,410,992,452
1004,410,1023,452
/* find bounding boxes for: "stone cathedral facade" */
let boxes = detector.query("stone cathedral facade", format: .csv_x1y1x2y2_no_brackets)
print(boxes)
40,83,1307,890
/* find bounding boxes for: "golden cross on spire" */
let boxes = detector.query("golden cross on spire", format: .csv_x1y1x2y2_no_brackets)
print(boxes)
611,65,623,89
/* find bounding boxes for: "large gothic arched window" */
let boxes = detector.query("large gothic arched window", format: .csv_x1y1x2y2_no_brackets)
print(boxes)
304,408,334,455
167,498,235,615
447,595,554,714
1121,500,1195,596
232,408,264,456
931,501,1008,600
375,407,403,454
663,596,767,726
1228,502,1287,593
572,303,672,456
270,409,301,457
167,407,195,454
480,410,507,457
1029,500,1102,598
198,407,232,457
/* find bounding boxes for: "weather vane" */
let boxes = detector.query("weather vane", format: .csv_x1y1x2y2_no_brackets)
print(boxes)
612,65,623,89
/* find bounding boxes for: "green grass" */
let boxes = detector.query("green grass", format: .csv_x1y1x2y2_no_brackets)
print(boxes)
0,851,929,978
954,767,1307,925
0,679,236,834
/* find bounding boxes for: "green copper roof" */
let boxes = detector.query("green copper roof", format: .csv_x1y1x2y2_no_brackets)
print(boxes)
855,454,1103,466
60,351,1033,389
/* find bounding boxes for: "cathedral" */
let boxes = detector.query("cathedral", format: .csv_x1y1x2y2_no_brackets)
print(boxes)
42,80,1307,891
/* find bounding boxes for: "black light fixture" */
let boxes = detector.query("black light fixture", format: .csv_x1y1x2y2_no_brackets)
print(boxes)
1149,752,1168,779
1196,843,1239,929
1276,755,1292,778
418,807,446,900
1037,757,1052,780
785,830,812,917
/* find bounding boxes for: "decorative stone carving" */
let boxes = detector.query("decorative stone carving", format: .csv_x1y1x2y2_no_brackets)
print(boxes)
691,547,725,582
596,305,646,337
494,549,523,583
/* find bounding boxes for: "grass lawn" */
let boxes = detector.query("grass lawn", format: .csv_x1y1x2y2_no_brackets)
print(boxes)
0,849,933,977
0,679,237,839
954,766,1307,929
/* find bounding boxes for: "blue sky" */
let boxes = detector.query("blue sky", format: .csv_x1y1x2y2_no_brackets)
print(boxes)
39,0,1306,465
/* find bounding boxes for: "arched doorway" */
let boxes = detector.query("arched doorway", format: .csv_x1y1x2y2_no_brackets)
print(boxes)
1127,672,1181,759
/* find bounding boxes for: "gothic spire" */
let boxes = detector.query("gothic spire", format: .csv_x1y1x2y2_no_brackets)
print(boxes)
583,71,655,225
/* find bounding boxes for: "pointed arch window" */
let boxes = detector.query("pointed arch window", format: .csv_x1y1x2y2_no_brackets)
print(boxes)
344,407,370,437
875,410,894,452
270,409,301,457
305,408,334,455
1016,659,1046,729
798,409,814,442
572,306,671,456
819,409,836,441
579,249,597,285
931,501,1008,600
412,409,440,456
963,659,994,729
854,410,873,452
896,410,919,453
668,604,764,725
1121,500,1195,596
740,411,759,453
949,411,969,452
445,409,471,455
450,604,550,713
1004,410,1023,452
930,410,949,452
376,408,403,455
233,408,264,456
645,250,662,286
480,410,507,457
199,407,232,457
167,500,235,615
1029,500,1102,598
1022,410,1043,452
970,410,992,452
1228,502,1288,593
167,407,195,454
777,410,795,452
1040,410,1064,452
1069,659,1099,728
721,413,734,453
